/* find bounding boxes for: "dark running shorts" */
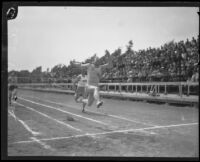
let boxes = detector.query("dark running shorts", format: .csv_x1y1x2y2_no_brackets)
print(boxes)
9,85,18,91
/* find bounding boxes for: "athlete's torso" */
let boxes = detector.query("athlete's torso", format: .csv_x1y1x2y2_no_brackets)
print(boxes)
77,74,87,87
87,64,101,86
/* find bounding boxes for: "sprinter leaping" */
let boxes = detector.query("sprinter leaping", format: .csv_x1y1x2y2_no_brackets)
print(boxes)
72,54,113,112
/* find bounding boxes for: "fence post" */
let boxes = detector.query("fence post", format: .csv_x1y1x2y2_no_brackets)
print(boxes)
179,83,182,97
155,85,157,94
164,84,167,95
136,85,137,93
187,83,190,96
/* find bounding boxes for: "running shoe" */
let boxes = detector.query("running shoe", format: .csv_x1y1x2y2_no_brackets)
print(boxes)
97,101,103,108
14,96,17,101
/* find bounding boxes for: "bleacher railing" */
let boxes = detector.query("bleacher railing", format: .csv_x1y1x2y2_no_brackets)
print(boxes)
17,82,199,97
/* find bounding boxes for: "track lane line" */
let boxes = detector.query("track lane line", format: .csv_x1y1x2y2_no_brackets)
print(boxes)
13,122,198,144
21,95,157,126
19,97,109,126
8,110,41,136
15,102,82,132
8,110,54,151
30,137,55,151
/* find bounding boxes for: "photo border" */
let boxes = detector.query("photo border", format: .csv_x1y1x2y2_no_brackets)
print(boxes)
1,1,199,160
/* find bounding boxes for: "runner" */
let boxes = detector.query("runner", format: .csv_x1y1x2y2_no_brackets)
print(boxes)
8,73,18,106
73,69,87,112
72,54,113,111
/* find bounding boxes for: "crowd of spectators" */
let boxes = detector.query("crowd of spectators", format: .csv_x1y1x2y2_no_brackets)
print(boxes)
100,37,199,83
9,37,199,84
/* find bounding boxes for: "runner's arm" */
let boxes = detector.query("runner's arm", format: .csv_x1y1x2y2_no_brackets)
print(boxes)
73,61,90,68
100,55,113,70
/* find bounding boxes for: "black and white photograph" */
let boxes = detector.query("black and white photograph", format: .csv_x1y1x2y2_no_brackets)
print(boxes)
2,2,199,158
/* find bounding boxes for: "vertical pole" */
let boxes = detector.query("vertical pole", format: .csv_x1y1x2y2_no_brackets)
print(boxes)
187,83,190,96
179,84,182,97
136,85,137,93
146,85,148,93
164,84,167,95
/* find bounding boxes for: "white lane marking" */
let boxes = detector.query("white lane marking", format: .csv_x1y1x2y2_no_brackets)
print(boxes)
19,97,109,126
8,109,17,121
15,102,82,132
13,134,88,144
137,130,157,135
8,110,41,136
30,137,55,151
108,114,158,126
8,110,54,150
13,122,198,144
22,95,157,126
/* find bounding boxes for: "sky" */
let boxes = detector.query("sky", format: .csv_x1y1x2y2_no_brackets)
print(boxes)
8,7,199,72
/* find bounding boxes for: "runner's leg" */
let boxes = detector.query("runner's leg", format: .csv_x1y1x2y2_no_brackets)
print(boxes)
13,89,17,101
85,85,103,108
82,87,95,106
93,86,103,108
87,89,95,106
74,87,84,103
93,87,100,103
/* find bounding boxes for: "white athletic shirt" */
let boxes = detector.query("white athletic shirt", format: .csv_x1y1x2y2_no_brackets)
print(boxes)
87,64,101,87
77,74,87,87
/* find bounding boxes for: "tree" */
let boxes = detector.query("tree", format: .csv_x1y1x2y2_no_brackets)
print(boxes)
125,40,134,57
31,66,42,83
85,53,99,64
31,66,42,75
105,50,110,57
126,40,133,51
112,48,122,57
51,64,63,78
18,70,31,83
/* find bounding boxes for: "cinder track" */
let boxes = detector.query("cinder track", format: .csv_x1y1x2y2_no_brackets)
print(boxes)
8,89,199,157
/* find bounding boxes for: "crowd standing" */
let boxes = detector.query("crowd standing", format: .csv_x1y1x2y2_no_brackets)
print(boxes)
9,37,199,84
101,37,199,83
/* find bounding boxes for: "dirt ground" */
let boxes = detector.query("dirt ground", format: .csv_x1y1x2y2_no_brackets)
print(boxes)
7,89,199,157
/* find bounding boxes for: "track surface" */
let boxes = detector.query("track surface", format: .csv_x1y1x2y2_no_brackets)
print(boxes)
8,89,199,157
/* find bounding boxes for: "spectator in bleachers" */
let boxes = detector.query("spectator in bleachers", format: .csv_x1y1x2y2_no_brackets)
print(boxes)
102,37,199,83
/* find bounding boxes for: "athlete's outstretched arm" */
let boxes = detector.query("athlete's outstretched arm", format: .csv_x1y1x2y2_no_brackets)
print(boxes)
80,63,90,68
100,55,113,70
73,61,90,68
